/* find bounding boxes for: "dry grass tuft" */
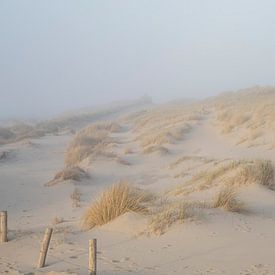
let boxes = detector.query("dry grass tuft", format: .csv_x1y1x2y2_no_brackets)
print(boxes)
213,186,244,212
194,161,240,185
147,202,192,236
82,182,150,230
137,124,191,149
45,167,89,186
171,159,274,197
143,145,169,155
211,87,275,147
64,123,119,167
235,160,274,187
131,104,202,150
169,156,213,169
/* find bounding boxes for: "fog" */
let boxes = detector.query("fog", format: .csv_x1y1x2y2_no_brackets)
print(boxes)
1,0,275,119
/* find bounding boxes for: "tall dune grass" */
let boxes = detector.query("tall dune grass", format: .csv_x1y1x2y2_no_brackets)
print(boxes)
82,182,150,230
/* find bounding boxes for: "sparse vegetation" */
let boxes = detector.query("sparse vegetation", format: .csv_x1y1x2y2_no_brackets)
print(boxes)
172,159,274,196
147,202,192,236
229,160,274,188
71,188,81,208
143,145,169,155
45,166,89,186
52,216,64,225
136,123,191,148
64,122,119,167
0,122,58,145
169,155,214,169
131,104,202,150
213,186,244,212
211,86,275,148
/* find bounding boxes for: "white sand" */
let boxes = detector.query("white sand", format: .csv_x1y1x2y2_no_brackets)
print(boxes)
0,106,275,275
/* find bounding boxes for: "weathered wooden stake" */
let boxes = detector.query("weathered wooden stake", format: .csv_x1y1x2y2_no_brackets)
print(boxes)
0,211,8,243
89,239,97,275
37,227,53,268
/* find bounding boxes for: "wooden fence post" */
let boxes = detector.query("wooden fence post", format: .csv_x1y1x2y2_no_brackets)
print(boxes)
0,211,8,243
37,227,53,268
89,239,97,275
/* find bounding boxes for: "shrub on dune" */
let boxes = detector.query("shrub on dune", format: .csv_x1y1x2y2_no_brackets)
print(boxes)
82,182,149,230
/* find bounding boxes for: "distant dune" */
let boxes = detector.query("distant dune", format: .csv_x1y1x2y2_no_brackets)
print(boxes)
0,96,153,146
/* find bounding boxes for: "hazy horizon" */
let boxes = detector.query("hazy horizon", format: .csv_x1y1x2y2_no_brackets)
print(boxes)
1,1,275,119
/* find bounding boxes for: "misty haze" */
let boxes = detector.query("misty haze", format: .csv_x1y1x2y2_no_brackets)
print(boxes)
1,1,275,275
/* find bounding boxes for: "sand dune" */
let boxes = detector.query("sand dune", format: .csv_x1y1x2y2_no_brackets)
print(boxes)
0,87,275,274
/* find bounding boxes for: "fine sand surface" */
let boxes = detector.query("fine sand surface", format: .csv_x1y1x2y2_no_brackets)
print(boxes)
1,92,275,275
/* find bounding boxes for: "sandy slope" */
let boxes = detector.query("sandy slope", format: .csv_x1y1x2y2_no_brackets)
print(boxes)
0,111,275,275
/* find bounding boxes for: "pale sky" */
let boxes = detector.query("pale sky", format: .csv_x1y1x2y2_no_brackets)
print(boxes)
1,0,275,118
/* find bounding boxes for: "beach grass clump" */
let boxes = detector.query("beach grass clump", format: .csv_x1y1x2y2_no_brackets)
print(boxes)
82,182,150,230
213,186,244,212
236,160,274,187
147,202,192,236
65,123,118,167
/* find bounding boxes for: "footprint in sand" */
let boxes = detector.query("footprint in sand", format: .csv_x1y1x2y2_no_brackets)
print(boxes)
240,263,274,275
144,265,160,271
235,219,252,233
